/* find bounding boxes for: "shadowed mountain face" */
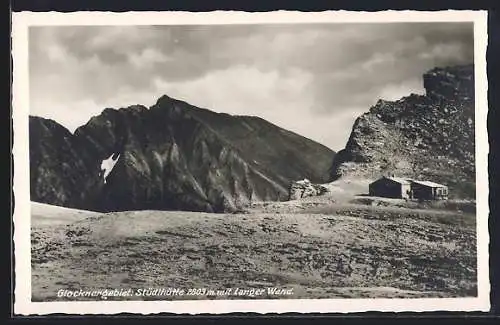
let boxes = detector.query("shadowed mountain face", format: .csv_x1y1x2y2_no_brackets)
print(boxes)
29,96,335,212
330,64,475,199
29,117,104,208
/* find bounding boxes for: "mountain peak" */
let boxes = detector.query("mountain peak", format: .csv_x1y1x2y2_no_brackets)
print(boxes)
119,105,148,113
155,94,178,105
29,94,335,212
423,64,474,101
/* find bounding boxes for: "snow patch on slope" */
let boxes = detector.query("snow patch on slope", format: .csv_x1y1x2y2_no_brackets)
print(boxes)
100,153,120,184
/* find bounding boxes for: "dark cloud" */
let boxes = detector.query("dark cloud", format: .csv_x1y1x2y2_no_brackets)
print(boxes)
29,22,473,86
28,22,474,149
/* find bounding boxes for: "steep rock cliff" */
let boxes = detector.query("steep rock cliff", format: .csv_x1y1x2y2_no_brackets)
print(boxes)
330,64,475,198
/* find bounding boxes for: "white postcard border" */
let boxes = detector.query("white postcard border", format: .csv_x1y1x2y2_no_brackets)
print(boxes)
12,9,490,315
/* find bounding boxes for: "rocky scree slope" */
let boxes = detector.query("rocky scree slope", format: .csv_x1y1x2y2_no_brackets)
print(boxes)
330,64,475,199
29,95,335,212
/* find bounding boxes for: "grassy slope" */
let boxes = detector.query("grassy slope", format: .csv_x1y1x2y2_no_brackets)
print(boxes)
31,186,477,301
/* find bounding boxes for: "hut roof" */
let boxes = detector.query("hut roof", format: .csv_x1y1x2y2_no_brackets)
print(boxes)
378,176,412,185
411,180,447,188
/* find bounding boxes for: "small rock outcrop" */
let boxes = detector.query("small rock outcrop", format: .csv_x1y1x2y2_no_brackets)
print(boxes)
288,179,328,200
330,64,475,199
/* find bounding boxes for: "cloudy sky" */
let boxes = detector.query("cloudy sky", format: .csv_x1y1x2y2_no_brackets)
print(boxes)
29,22,474,150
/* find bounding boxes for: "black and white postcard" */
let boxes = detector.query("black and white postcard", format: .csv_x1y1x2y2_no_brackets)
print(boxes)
12,10,490,314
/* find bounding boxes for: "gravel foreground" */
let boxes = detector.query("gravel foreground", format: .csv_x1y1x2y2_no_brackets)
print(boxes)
31,197,477,301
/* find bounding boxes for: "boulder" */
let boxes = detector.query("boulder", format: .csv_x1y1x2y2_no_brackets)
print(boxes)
288,179,328,200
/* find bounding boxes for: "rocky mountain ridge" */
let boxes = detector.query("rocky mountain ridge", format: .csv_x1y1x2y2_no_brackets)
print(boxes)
330,64,475,199
30,95,335,212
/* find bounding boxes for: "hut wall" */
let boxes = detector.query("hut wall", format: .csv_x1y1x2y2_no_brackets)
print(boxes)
369,179,405,199
401,183,411,199
411,183,434,200
411,183,448,200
